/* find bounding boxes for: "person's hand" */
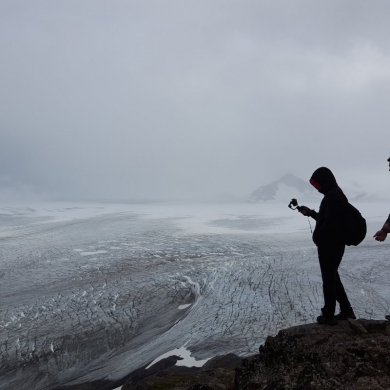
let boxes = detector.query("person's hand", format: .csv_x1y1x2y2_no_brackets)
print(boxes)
374,230,387,242
298,205,312,217
374,223,390,241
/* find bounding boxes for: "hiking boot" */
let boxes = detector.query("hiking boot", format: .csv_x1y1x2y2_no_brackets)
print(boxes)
385,315,390,321
317,315,337,326
335,309,356,320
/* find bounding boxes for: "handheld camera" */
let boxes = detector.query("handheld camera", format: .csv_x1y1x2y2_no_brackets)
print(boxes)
288,198,302,212
288,198,313,233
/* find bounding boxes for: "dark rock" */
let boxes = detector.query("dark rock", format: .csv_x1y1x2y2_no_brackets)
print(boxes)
202,354,244,371
234,319,390,390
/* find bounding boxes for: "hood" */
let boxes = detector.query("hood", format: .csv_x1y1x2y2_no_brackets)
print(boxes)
310,167,338,194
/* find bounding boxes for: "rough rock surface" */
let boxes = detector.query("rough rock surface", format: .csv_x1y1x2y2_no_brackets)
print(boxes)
235,319,390,390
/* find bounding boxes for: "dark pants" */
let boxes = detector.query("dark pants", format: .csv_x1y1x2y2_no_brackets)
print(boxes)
318,243,351,317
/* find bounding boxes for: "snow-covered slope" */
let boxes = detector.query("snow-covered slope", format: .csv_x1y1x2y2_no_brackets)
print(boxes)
250,173,382,203
250,173,321,203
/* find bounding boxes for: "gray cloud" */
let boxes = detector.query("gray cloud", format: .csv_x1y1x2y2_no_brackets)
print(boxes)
1,1,390,201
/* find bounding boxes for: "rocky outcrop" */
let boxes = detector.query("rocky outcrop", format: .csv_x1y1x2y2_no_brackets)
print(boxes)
235,319,390,390
122,319,390,390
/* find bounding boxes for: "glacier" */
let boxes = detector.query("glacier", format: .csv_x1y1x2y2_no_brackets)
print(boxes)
0,201,389,389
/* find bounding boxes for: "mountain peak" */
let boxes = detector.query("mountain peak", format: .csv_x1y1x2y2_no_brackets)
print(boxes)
250,173,316,202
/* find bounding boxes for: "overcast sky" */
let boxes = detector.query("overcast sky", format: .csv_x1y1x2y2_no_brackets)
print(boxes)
1,1,390,201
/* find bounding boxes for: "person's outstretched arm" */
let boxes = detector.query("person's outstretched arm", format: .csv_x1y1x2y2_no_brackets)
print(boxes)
374,214,390,242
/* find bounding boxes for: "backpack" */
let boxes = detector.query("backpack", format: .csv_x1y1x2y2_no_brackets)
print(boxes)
344,203,367,246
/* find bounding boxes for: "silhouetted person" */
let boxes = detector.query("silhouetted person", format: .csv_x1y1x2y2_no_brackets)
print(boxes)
373,157,390,321
373,157,390,242
299,167,355,325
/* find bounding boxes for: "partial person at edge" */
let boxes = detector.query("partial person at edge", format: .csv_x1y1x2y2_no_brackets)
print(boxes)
373,156,390,321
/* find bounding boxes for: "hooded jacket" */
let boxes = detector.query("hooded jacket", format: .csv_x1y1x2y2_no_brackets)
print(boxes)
309,167,348,247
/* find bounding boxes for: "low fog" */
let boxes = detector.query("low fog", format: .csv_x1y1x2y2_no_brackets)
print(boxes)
1,1,390,202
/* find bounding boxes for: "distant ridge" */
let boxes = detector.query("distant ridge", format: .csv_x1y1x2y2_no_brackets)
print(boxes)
250,173,317,202
250,173,382,203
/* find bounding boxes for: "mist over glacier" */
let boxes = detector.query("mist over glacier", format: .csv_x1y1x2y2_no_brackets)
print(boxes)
0,201,389,390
